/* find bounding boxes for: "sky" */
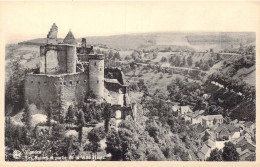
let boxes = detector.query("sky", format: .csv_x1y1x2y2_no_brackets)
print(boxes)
0,1,259,43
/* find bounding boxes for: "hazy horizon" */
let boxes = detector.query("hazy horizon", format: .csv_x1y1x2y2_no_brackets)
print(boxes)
1,2,258,44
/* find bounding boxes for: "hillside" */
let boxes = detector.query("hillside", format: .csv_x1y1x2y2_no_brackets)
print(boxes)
16,32,255,52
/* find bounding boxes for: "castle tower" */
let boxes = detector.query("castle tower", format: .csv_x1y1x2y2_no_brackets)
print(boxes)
47,23,58,44
63,30,77,73
88,54,104,98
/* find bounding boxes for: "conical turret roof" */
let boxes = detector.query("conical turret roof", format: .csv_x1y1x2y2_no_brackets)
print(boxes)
63,30,77,45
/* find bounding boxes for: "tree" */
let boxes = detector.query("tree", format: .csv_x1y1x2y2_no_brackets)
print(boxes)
174,56,181,67
21,100,32,131
187,55,193,66
96,48,101,54
51,123,66,140
87,127,106,156
113,52,121,60
5,58,27,115
105,129,122,160
207,148,223,161
66,105,75,127
77,109,85,142
181,56,186,66
46,102,53,127
160,57,167,62
222,142,239,161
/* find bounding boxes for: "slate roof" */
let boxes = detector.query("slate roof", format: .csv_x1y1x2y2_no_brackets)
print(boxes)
203,115,223,121
197,152,205,160
244,121,254,128
63,30,77,45
200,144,211,155
205,138,215,148
186,110,204,118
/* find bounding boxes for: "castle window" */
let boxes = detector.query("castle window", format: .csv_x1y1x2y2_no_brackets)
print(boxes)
97,80,99,84
38,82,40,85
76,81,80,84
84,80,87,83
31,81,33,84
63,82,66,85
70,81,73,85
95,62,96,66
60,82,63,85
44,81,47,85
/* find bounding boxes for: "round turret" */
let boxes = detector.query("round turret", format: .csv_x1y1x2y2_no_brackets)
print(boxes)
88,54,104,98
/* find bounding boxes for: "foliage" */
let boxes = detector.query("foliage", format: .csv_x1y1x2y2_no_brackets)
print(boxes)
66,105,75,126
21,100,32,131
5,58,27,116
222,142,239,161
160,56,167,62
207,148,223,161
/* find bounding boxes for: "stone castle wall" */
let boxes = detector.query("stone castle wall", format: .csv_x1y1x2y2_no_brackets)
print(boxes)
25,73,89,112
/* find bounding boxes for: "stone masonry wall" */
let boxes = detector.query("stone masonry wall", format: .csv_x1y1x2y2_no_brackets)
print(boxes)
25,73,89,112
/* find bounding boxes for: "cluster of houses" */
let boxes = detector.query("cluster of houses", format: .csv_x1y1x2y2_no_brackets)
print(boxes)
172,105,256,161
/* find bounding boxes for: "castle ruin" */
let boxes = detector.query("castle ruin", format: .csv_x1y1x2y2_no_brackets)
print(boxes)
25,23,135,122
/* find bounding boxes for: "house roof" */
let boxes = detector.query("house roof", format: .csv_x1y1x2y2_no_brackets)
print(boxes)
230,131,240,137
180,106,191,111
196,124,205,133
172,105,179,112
215,124,227,133
197,152,206,160
186,110,204,118
211,124,219,131
244,121,254,128
226,124,240,132
205,138,215,148
236,137,249,147
188,150,198,161
241,143,256,152
203,115,223,121
200,144,211,155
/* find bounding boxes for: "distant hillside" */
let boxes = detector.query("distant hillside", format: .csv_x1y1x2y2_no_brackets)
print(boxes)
17,32,255,52
18,38,63,46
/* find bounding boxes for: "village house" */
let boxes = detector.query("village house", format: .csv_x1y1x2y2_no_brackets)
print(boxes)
213,124,240,141
197,138,216,161
184,110,205,124
202,115,223,128
215,126,229,141
172,105,192,117
244,121,255,135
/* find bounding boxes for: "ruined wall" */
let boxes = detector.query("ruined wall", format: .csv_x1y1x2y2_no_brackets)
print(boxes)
104,67,125,85
66,45,77,73
25,74,60,109
59,73,89,109
57,45,67,73
89,59,104,98
39,45,77,74
46,50,59,74
25,73,89,112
